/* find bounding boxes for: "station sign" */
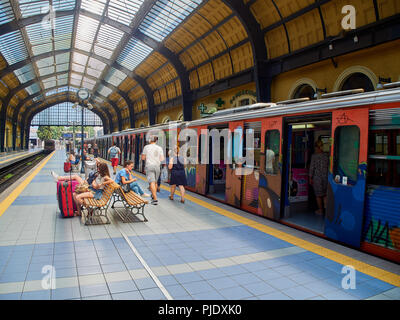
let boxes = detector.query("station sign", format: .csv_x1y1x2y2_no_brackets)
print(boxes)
62,133,87,138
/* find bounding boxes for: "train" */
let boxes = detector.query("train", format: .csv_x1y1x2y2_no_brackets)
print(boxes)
43,139,55,154
86,84,400,263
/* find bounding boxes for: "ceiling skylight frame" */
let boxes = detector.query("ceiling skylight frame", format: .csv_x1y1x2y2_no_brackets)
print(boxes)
138,0,202,42
116,37,153,71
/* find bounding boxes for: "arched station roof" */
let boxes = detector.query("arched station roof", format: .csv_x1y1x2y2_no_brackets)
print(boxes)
0,0,398,150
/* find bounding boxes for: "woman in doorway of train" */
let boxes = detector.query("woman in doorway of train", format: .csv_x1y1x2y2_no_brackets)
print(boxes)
168,146,187,203
309,139,329,215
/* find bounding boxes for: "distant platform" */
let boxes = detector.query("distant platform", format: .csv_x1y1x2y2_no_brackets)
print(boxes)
0,149,43,170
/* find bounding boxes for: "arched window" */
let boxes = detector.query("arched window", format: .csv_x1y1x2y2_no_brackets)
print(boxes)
341,73,374,92
162,116,170,124
293,84,315,100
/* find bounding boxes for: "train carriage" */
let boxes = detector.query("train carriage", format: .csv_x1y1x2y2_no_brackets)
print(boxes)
88,85,400,263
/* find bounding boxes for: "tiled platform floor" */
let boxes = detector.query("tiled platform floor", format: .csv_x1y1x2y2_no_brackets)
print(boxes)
0,150,399,300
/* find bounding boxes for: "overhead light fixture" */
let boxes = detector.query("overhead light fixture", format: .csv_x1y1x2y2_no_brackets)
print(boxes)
328,43,333,50
353,35,358,43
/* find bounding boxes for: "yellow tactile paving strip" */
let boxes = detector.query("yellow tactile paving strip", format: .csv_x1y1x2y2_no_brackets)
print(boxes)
100,159,400,287
0,151,55,218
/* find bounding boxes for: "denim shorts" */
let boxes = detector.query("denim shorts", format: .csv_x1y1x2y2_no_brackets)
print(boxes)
89,186,103,200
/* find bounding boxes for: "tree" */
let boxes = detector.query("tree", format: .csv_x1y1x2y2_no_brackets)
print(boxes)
36,126,52,140
37,126,65,140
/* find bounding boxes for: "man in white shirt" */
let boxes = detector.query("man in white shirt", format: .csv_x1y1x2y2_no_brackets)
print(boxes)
141,136,164,205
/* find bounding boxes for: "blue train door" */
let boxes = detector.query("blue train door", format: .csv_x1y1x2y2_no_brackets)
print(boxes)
325,108,369,248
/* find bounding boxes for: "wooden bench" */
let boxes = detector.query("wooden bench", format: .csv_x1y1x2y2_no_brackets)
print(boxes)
81,182,117,225
111,182,149,223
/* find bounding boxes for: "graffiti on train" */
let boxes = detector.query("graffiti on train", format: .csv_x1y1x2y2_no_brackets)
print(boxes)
363,219,400,250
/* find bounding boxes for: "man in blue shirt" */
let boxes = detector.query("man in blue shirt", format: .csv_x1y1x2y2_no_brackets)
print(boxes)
115,160,150,197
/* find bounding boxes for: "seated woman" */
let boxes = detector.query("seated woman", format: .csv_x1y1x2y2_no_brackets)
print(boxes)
74,162,113,216
115,161,150,197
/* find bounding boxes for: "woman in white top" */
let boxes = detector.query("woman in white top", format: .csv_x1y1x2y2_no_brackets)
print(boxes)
75,162,112,216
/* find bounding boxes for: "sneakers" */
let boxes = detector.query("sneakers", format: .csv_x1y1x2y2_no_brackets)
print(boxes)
51,171,59,182
151,199,158,205
142,193,150,198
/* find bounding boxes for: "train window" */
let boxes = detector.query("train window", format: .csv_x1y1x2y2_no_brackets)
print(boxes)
265,130,280,175
333,125,360,185
367,130,400,187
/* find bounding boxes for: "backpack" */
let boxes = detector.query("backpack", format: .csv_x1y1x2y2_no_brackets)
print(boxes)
109,146,118,158
87,171,98,185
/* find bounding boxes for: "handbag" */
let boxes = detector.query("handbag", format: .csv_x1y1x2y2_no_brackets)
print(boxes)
160,166,168,182
74,182,90,194
64,162,71,173
121,183,130,193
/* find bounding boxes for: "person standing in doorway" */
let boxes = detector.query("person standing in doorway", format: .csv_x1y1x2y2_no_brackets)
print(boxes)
309,140,329,215
141,136,164,205
108,142,121,175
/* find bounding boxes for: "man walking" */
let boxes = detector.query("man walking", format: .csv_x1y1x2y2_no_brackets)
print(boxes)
141,136,164,205
108,142,121,175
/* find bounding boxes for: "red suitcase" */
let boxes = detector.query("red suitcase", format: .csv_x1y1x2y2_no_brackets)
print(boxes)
57,180,79,218
64,162,71,173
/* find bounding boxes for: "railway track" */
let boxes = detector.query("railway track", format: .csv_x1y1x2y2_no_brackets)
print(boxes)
0,152,46,194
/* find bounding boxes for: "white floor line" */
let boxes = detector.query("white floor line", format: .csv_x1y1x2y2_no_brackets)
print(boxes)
112,218,173,300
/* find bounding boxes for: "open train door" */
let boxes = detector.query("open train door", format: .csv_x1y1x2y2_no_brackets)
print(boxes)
325,108,369,248
226,121,244,207
195,126,208,195
258,117,283,220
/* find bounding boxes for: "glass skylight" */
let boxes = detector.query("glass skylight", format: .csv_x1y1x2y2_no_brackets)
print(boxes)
117,38,152,71
104,68,126,87
97,84,112,97
25,83,40,95
19,0,50,19
107,0,144,26
75,15,99,52
36,53,70,77
0,30,29,64
45,85,74,96
14,64,35,84
0,0,15,26
94,24,124,59
81,0,107,16
1,0,204,108
139,0,202,42
53,0,76,11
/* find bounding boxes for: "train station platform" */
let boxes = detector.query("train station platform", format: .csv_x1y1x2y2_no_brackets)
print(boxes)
0,150,399,300
0,149,43,170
